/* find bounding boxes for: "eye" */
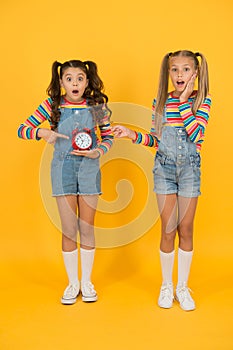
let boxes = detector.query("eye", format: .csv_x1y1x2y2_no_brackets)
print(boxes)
171,68,177,72
78,77,84,81
184,67,190,72
66,77,72,81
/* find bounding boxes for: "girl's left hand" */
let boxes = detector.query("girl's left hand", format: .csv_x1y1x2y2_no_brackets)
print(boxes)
180,73,197,103
70,149,100,159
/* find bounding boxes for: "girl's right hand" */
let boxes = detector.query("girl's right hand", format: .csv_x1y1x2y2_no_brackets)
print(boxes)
37,128,69,144
112,125,136,140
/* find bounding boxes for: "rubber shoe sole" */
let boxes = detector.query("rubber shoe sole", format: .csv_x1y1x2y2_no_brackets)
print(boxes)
61,291,79,305
61,296,77,305
81,293,98,302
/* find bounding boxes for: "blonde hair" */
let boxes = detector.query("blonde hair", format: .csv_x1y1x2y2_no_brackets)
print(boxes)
154,50,209,136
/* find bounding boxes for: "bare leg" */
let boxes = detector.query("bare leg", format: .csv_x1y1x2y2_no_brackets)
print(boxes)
177,196,198,251
78,195,98,250
156,194,178,253
56,195,78,252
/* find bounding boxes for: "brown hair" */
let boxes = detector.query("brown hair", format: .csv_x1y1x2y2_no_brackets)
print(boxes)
154,50,209,136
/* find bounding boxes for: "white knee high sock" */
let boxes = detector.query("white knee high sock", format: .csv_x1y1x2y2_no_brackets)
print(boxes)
160,250,175,285
62,249,79,285
80,248,95,283
177,248,193,287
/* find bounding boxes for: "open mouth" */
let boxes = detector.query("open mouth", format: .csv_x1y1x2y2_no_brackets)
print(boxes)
177,81,185,86
72,90,79,94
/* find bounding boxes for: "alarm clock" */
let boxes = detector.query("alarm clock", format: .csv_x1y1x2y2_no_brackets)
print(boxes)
72,128,93,150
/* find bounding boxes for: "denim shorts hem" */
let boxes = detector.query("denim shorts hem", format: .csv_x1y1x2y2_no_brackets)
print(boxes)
154,189,201,197
153,189,177,195
52,192,102,197
178,191,201,198
78,192,102,196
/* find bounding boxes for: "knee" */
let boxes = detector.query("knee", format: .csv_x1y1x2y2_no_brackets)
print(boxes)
178,223,193,240
161,229,176,243
160,229,176,252
79,229,95,248
62,223,77,241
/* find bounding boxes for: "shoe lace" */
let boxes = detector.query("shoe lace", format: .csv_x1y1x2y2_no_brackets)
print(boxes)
65,284,78,297
83,281,95,293
160,285,173,300
177,285,193,302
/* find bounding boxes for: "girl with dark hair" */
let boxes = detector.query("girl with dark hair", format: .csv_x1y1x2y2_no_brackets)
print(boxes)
18,59,113,305
113,50,211,311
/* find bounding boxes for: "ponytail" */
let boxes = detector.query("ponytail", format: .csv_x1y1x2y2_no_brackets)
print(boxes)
193,52,209,115
83,61,98,80
46,61,62,130
83,60,108,105
83,60,111,123
153,53,171,137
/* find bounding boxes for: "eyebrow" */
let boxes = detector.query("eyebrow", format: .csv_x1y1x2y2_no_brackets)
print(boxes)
171,64,191,67
64,72,85,77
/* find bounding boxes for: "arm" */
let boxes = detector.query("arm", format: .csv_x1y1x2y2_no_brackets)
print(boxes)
133,98,158,147
17,98,69,143
95,109,114,157
113,125,157,147
178,94,211,143
132,131,157,147
18,98,53,140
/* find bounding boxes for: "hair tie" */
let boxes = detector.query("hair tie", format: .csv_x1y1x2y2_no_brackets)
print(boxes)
57,62,62,76
167,52,173,58
195,52,200,57
83,61,89,70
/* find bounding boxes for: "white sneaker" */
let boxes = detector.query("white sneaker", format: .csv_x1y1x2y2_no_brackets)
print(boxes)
61,283,80,305
81,281,98,302
158,283,174,309
175,284,196,311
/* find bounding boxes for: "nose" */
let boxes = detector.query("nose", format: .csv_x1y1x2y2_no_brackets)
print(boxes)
177,70,183,77
73,80,78,86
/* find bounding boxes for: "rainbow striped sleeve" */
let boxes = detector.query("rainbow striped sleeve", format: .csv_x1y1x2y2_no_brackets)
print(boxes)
95,105,114,156
18,98,52,140
133,132,156,147
178,94,211,143
132,99,158,148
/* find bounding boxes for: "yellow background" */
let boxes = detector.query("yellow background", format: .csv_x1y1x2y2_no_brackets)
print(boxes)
1,0,233,349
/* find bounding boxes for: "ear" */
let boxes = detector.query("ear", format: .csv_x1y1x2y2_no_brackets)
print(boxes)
60,79,64,88
85,79,89,88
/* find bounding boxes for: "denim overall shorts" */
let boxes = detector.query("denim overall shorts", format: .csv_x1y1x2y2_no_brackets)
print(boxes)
51,107,101,196
153,118,201,198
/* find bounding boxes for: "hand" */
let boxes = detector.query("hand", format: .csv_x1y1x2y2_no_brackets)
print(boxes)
37,128,69,144
70,149,100,159
179,73,197,103
112,125,136,139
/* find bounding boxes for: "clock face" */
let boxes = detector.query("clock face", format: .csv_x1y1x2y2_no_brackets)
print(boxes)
73,131,92,150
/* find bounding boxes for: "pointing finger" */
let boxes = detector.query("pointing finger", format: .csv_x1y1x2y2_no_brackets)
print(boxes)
56,133,69,139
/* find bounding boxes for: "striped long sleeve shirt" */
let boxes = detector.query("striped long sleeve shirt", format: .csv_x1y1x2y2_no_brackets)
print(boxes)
18,97,114,156
133,91,211,153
